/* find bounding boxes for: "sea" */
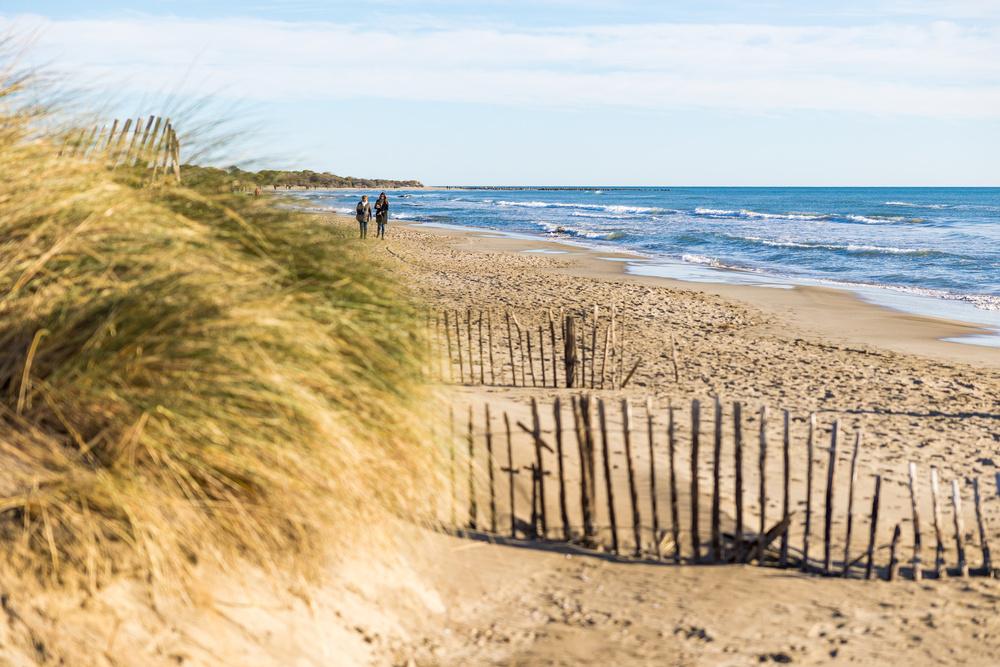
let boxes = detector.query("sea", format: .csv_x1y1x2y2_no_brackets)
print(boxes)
288,187,1000,344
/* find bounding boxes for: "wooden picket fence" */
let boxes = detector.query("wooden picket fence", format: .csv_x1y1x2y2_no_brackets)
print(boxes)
62,115,181,185
446,395,998,582
427,306,667,389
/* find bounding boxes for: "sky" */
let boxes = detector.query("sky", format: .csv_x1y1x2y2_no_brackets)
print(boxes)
2,1,999,186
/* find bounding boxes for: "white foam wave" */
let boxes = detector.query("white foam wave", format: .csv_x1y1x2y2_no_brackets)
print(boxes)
695,207,824,222
754,238,925,255
885,201,949,209
682,254,724,267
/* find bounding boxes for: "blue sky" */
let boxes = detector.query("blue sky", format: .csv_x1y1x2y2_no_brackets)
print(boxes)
4,1,999,185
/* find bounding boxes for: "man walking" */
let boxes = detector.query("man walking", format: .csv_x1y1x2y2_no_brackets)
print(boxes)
356,195,372,238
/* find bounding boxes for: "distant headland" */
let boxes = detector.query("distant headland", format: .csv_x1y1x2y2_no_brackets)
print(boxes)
180,164,424,189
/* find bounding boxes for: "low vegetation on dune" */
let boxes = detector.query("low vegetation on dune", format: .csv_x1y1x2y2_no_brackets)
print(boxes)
0,66,446,599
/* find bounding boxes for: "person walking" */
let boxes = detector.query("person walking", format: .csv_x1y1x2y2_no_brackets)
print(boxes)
374,192,389,239
356,194,372,239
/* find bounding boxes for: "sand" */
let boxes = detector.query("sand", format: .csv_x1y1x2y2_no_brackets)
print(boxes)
365,217,1000,666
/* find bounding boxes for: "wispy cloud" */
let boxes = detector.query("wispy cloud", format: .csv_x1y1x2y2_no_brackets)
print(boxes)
7,12,1000,119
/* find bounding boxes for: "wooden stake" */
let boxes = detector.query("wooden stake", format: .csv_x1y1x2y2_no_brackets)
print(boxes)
478,311,485,385
691,399,701,564
908,462,923,581
889,523,902,582
539,324,547,388
531,398,547,538
711,397,723,562
579,396,597,542
598,399,619,555
668,404,681,563
610,304,618,389
468,405,477,530
865,474,882,581
591,306,599,389
526,329,537,387
505,412,516,537
486,404,496,533
600,323,612,390
455,310,465,383
802,413,815,572
647,397,661,560
780,410,791,568
974,478,992,575
843,430,862,577
466,309,475,384
580,309,587,390
930,467,948,579
564,316,578,388
554,398,570,541
450,406,456,526
506,311,517,387
734,401,745,564
670,333,680,384
488,310,496,385
444,311,455,383
758,406,768,566
952,479,969,578
622,399,642,557
547,310,558,388
823,420,839,575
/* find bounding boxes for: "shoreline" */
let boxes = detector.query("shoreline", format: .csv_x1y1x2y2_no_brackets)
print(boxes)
398,219,1000,368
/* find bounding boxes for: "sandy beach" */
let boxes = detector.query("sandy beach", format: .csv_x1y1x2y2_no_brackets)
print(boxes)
356,215,1000,666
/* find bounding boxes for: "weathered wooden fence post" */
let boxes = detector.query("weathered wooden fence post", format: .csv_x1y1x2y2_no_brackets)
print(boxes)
690,399,701,564
711,397,723,562
908,462,923,581
823,420,839,575
564,316,578,388
647,397,661,560
622,399,642,557
598,399,619,555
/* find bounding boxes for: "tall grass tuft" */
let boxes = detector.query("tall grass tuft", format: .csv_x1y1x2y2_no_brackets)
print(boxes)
0,66,446,593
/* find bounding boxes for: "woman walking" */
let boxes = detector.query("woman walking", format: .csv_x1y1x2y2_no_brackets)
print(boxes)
356,194,372,238
374,192,389,239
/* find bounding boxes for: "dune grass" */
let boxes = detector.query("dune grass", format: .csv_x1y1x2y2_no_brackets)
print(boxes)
0,72,446,595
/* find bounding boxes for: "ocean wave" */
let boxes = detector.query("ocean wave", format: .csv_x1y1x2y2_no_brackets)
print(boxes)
695,207,827,222
682,254,724,267
497,200,669,215
752,238,934,256
845,214,926,225
885,201,949,209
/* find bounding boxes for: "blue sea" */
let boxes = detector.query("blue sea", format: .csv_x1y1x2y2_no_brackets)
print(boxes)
289,187,1000,338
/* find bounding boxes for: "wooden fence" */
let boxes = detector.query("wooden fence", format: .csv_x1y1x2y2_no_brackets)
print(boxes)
446,395,998,582
62,116,181,185
427,306,666,389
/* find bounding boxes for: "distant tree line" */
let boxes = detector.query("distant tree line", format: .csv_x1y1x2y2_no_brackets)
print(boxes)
179,164,423,190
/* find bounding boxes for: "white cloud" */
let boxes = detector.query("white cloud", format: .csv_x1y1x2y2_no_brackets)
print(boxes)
6,12,1000,119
